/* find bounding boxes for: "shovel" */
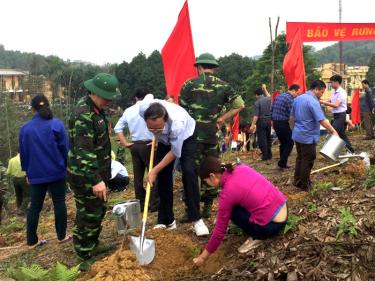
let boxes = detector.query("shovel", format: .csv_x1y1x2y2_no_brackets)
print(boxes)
129,137,156,265
311,157,349,175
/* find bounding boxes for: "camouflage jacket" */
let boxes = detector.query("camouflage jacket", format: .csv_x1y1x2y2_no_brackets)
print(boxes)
67,96,111,185
179,73,244,144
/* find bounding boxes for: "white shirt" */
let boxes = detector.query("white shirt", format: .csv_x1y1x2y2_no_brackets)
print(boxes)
139,94,196,158
114,101,153,141
111,160,128,179
330,87,347,114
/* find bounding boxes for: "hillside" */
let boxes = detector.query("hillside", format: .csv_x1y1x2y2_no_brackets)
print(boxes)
314,40,375,66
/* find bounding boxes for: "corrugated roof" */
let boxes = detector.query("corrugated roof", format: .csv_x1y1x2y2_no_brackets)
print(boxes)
0,69,27,76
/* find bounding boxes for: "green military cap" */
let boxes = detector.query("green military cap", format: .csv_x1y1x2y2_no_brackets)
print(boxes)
84,73,121,100
194,53,219,67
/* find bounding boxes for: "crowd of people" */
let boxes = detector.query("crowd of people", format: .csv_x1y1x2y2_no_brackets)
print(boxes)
1,52,374,271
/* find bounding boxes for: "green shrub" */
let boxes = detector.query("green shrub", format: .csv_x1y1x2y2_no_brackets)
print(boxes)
6,262,80,281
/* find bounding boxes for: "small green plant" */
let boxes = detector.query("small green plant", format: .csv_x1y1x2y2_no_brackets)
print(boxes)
307,202,317,212
0,217,24,235
365,166,375,189
311,181,334,196
228,223,244,236
191,246,201,257
336,207,359,240
6,262,80,281
284,214,303,234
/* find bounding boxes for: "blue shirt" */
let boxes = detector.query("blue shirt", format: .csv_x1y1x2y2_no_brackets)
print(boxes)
271,92,294,121
19,114,69,184
291,91,326,144
114,101,153,141
139,94,196,158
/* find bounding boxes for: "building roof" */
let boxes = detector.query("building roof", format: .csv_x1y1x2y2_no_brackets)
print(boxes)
0,69,27,76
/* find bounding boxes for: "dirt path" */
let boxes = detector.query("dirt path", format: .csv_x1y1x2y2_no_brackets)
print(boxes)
1,133,374,280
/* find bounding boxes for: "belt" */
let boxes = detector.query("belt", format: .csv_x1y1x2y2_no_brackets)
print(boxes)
132,140,152,144
333,112,346,116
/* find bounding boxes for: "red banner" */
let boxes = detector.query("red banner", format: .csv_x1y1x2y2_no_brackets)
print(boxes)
162,1,197,103
286,22,375,43
232,113,240,141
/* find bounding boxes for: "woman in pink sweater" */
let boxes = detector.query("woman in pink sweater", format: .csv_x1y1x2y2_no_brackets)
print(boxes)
193,156,288,267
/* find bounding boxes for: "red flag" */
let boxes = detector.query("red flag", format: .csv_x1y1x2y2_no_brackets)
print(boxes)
161,1,197,103
272,90,280,103
283,29,306,93
351,88,361,125
232,113,240,141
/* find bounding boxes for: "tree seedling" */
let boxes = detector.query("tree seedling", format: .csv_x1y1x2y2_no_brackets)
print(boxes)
336,207,359,240
284,214,303,234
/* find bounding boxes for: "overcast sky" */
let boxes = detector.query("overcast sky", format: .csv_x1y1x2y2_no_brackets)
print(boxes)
0,0,374,65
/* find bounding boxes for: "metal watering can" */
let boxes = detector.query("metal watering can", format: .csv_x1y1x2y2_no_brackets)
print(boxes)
112,199,141,235
319,134,346,161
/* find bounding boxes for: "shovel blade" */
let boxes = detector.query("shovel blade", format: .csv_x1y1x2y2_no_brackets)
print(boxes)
129,236,155,265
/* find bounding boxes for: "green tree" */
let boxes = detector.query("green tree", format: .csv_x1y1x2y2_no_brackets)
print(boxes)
366,53,375,87
242,33,320,120
216,53,256,91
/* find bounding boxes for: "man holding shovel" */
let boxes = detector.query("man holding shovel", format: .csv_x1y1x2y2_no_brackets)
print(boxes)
291,80,338,191
67,73,120,271
139,94,210,236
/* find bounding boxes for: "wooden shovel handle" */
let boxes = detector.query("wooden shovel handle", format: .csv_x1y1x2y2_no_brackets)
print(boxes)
142,137,156,222
311,162,341,175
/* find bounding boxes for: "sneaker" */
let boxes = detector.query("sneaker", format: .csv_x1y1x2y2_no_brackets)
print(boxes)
153,220,177,230
193,219,209,236
238,238,262,254
153,223,167,229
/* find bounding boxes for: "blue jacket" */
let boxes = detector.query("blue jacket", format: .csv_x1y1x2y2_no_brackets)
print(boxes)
19,114,69,185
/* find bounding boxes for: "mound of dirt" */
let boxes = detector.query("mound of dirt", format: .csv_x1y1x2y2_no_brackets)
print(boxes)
81,229,224,281
342,160,368,178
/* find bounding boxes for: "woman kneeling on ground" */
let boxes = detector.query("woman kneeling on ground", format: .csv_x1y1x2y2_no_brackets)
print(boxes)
193,156,288,267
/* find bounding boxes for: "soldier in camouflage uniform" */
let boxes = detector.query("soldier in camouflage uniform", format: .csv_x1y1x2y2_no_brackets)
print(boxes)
179,53,245,219
67,73,120,270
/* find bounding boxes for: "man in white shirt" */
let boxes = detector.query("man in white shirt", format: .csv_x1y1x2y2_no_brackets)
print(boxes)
139,94,209,236
320,75,354,152
114,88,159,211
107,160,129,192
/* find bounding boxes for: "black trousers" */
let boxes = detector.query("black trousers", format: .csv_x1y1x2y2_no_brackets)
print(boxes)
231,205,287,239
294,142,316,190
156,135,200,225
257,119,272,160
130,142,159,210
27,179,67,245
332,112,354,153
273,120,294,168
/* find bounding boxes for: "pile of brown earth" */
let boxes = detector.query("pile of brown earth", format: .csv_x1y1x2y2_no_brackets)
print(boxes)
80,229,224,281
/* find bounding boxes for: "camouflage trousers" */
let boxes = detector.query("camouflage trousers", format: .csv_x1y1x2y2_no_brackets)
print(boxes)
196,143,219,203
68,173,107,260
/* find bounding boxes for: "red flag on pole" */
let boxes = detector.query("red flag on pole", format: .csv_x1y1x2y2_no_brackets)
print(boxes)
272,90,280,103
351,88,361,125
232,113,240,141
161,1,197,103
283,29,306,94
